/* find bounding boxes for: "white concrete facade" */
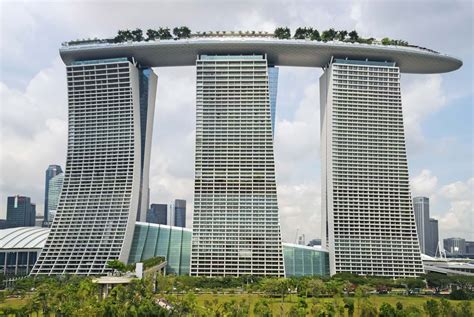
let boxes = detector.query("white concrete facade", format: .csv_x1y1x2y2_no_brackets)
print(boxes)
32,58,157,275
321,58,424,277
190,55,284,276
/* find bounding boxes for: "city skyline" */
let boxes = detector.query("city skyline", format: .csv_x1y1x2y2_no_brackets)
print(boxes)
0,0,472,243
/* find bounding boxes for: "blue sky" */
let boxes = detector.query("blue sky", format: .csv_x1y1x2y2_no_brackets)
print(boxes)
0,0,472,243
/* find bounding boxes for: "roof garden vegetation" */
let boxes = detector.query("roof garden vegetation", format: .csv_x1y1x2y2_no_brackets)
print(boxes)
64,26,438,53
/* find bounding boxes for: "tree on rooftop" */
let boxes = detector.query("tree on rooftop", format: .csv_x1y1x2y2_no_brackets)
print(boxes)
294,27,313,39
348,30,359,42
131,28,144,42
114,29,134,43
173,26,191,39
274,27,291,39
321,28,337,42
107,259,127,273
336,30,348,41
310,29,321,41
146,29,159,41
158,27,173,40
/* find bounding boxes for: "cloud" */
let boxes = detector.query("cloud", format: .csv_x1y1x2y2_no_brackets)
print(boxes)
439,178,474,201
278,182,321,242
0,58,67,217
410,169,438,198
401,75,447,152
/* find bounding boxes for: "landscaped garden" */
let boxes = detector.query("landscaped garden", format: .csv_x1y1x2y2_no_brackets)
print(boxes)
0,271,473,316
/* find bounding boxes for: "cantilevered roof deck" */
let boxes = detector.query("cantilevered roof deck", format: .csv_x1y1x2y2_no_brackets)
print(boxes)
60,38,462,74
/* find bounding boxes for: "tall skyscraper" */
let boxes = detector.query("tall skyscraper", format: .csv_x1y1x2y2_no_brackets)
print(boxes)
6,195,36,228
46,173,64,225
413,197,439,257
321,58,423,277
428,218,439,257
44,165,63,225
147,204,168,225
32,58,157,275
174,199,186,228
191,55,284,276
413,197,430,254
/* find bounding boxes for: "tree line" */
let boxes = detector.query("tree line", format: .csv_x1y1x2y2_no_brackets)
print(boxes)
68,26,409,48
274,27,408,46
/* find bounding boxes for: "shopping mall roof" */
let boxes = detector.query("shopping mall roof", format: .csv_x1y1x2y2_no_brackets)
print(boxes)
0,227,49,250
59,38,462,74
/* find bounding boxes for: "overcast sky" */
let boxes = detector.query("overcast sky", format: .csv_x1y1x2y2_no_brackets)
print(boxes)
0,0,472,243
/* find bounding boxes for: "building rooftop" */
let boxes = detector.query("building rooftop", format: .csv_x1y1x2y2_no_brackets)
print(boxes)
0,226,49,250
60,37,461,74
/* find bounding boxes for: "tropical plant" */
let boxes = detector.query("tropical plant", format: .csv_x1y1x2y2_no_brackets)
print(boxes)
348,30,359,42
424,299,441,317
173,26,191,39
294,27,314,39
274,27,291,39
321,28,337,42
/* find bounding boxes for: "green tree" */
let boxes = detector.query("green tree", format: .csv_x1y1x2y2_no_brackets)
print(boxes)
146,29,159,41
107,259,127,272
311,29,321,41
274,27,291,39
336,30,348,41
343,297,355,317
321,28,337,42
173,26,191,39
379,303,397,317
424,299,440,317
131,28,144,41
439,298,454,317
158,27,173,40
294,27,313,39
348,30,359,42
381,37,391,45
359,298,377,317
456,301,472,317
426,273,450,294
254,299,272,317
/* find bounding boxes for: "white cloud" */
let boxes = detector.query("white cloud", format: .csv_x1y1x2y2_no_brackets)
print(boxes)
439,178,473,201
410,169,438,197
402,75,447,152
0,58,67,217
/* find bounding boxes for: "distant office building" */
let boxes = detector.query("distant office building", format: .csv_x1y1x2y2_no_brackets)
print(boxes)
465,241,474,258
43,165,63,225
297,234,306,245
35,217,44,227
174,199,186,228
307,239,322,247
444,238,466,256
46,173,64,224
413,197,439,257
413,197,430,254
6,196,36,228
428,218,439,256
147,204,168,225
0,220,7,229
